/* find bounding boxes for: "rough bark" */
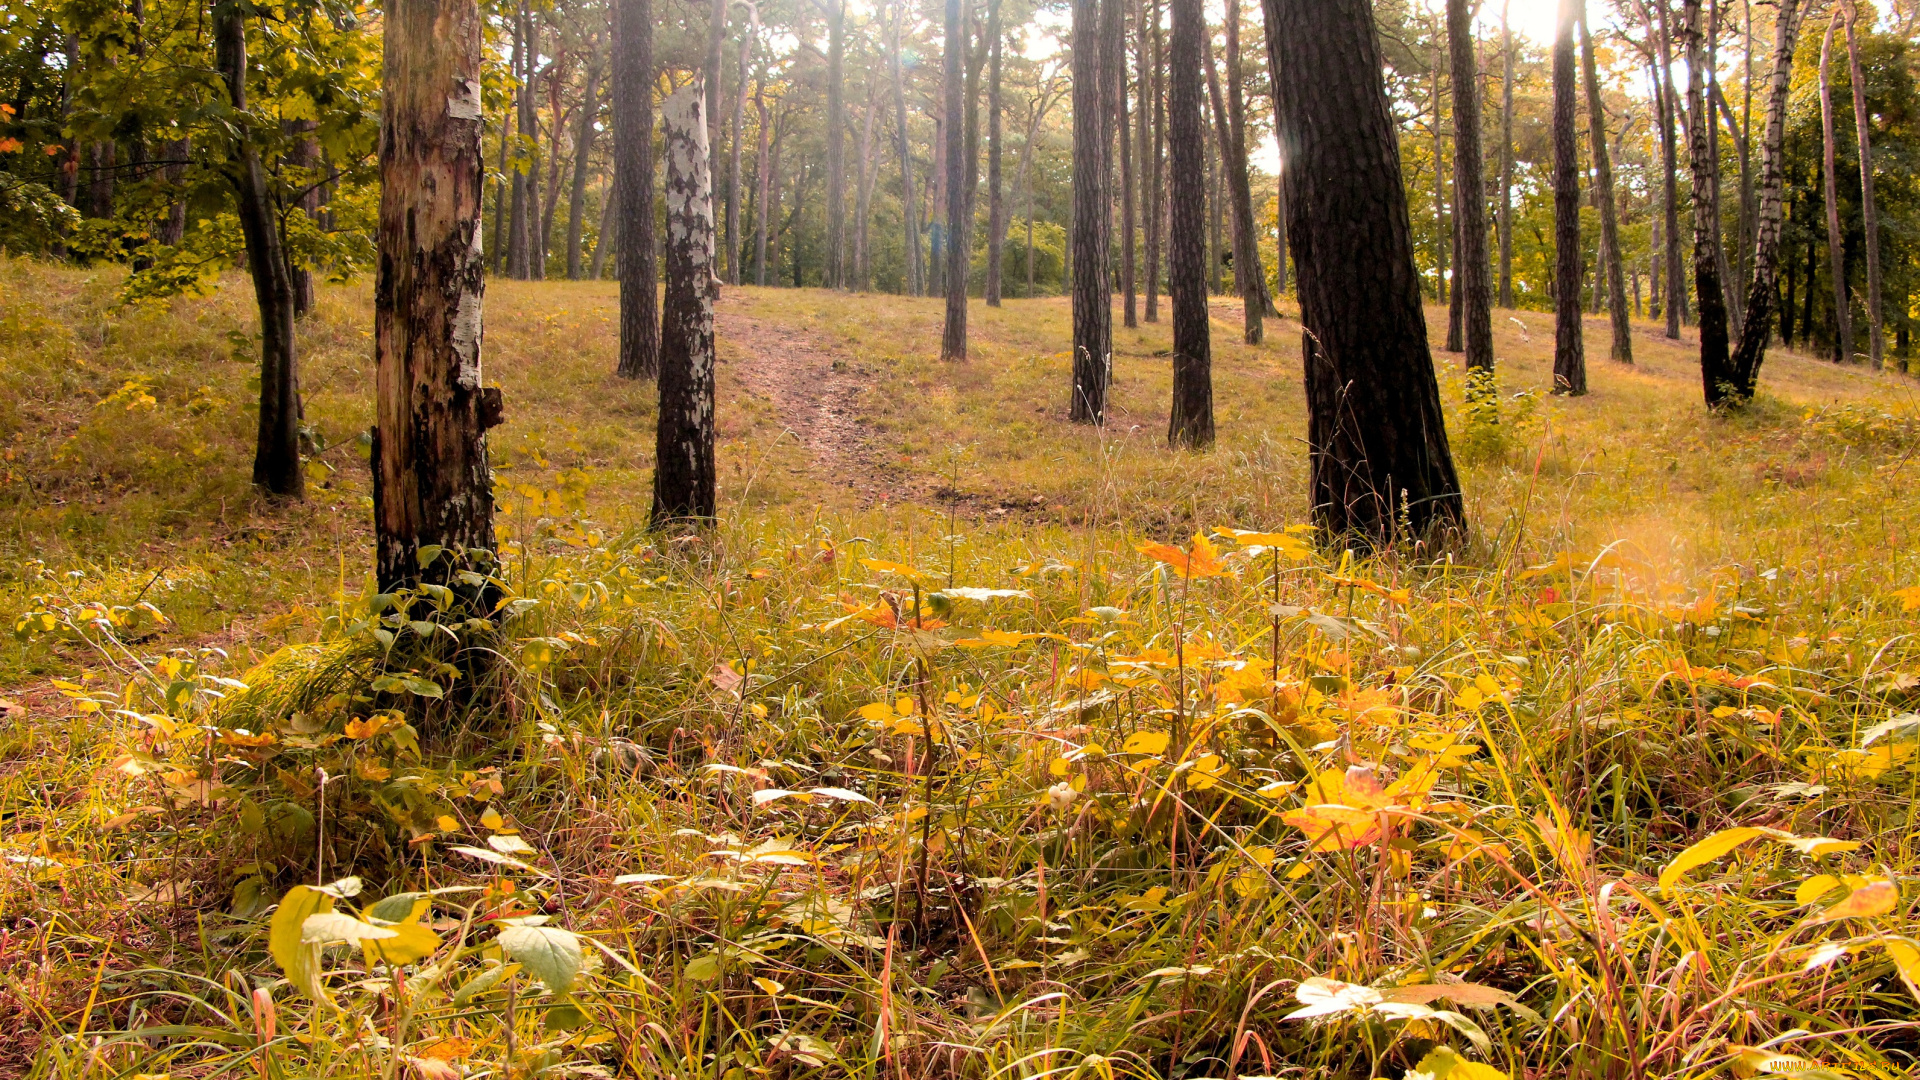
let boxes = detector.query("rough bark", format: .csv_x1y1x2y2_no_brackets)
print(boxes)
826,0,847,287
1846,8,1883,368
1653,0,1686,335
215,0,303,499
1497,0,1515,308
1146,3,1166,321
1134,0,1152,310
614,0,660,378
566,55,602,280
1069,0,1112,420
1731,0,1803,396
941,0,970,360
1167,0,1212,447
1448,0,1493,372
986,0,1007,305
287,121,321,316
373,0,500,594
1266,0,1462,542
1209,2,1262,343
1204,44,1256,343
1119,8,1136,328
651,86,719,525
1551,0,1586,395
491,94,512,275
1687,0,1734,397
1579,11,1630,362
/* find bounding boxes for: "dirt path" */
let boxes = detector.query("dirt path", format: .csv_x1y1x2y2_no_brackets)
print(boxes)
716,301,894,503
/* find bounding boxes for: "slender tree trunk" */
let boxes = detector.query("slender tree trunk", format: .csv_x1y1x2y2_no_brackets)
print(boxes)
1266,0,1462,541
827,0,847,287
590,184,616,279
1552,0,1586,395
1207,127,1224,295
891,1,922,296
1214,0,1264,342
1686,0,1733,398
754,84,775,286
1497,0,1515,307
727,3,759,286
930,110,947,296
1448,0,1493,371
1845,8,1883,368
1817,12,1853,362
1146,3,1166,321
1731,0,1804,396
566,56,603,280
374,0,500,594
652,85,719,525
986,0,1007,305
522,8,547,280
539,59,565,275
1204,42,1257,343
287,121,320,316
1579,11,1630,362
1654,1,1686,333
1168,0,1212,446
942,0,971,359
854,80,881,291
214,0,302,499
614,0,660,378
507,13,530,278
1070,0,1112,420
492,88,513,274
1135,0,1152,307
1119,8,1137,327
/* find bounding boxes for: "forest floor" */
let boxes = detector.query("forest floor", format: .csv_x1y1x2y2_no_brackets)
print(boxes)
5,258,1920,1079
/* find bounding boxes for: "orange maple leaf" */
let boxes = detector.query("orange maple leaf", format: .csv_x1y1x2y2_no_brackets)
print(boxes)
1137,533,1224,579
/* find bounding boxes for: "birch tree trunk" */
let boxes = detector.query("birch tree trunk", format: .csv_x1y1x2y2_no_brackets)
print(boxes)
1069,0,1111,419
1579,10,1630,363
373,0,499,593
1846,7,1884,368
651,86,719,525
1167,0,1213,447
1448,0,1493,372
614,0,660,378
1552,0,1586,395
1686,0,1734,399
1731,0,1803,396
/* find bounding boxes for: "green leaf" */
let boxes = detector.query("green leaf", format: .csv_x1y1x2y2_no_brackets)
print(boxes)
497,924,583,993
416,545,445,569
269,885,333,1001
451,961,520,1003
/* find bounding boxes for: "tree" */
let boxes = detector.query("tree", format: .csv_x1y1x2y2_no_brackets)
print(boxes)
889,0,923,297
565,48,603,281
1069,0,1111,421
826,0,847,287
1118,4,1136,329
1447,0,1492,372
1818,11,1852,363
1642,0,1686,338
1731,0,1804,397
1551,0,1585,396
1166,0,1211,447
726,2,759,286
1266,0,1462,541
373,0,499,594
1145,0,1165,322
1846,4,1884,368
1205,0,1262,345
1684,0,1732,401
651,85,719,525
613,0,659,379
985,0,1006,306
1579,9,1629,363
1497,0,1516,308
214,0,302,498
941,0,970,360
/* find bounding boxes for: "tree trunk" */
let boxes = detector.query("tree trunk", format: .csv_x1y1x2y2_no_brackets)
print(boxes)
507,14,529,278
1204,42,1255,344
1817,13,1852,362
1686,0,1733,399
566,55,602,280
826,0,847,287
1119,7,1136,327
754,83,775,285
1207,127,1224,295
1167,0,1212,446
1731,0,1802,396
590,182,616,279
1497,0,1515,308
1448,0,1493,372
538,58,566,275
1654,1,1686,334
215,0,303,499
727,3,758,285
1845,8,1883,368
374,0,499,595
614,0,660,378
941,0,970,359
891,0,922,296
1210,1,1263,343
492,96,513,274
1070,0,1112,420
519,6,546,280
1134,0,1152,308
986,0,1006,305
1552,0,1586,395
652,86,719,525
1145,2,1165,322
854,78,881,291
1579,10,1630,362
287,121,321,316
1266,0,1462,542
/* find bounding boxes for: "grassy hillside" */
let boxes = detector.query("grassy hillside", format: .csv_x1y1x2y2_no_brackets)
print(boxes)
5,257,1920,1078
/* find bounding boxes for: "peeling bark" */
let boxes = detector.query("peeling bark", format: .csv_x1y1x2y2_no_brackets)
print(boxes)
651,86,719,526
1731,0,1803,396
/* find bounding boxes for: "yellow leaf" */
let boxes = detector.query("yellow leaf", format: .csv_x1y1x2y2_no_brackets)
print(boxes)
1892,586,1920,612
1797,875,1842,905
1813,879,1898,922
856,702,896,724
269,886,333,1002
1882,938,1920,1002
479,808,505,830
1455,686,1484,711
1659,827,1767,895
1186,753,1228,791
1122,731,1171,756
435,815,459,833
1407,1045,1509,1080
1136,534,1224,578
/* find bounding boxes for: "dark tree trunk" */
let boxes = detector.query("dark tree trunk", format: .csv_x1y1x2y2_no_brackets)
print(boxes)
1203,44,1253,343
1731,0,1803,396
1133,0,1152,313
1686,0,1733,400
1817,12,1851,363
287,120,321,316
1070,0,1112,419
373,0,499,595
1145,2,1165,322
1266,0,1462,542
1448,0,1493,372
1207,126,1223,295
1579,10,1629,362
1551,0,1586,395
1119,8,1136,328
158,137,191,246
507,16,529,278
1846,10,1883,368
1208,3,1261,344
566,55,603,280
826,0,847,287
652,86,719,525
1497,0,1515,308
614,0,660,378
1653,1,1686,335
941,0,970,359
1167,0,1212,446
727,4,758,286
986,0,1006,305
215,0,302,499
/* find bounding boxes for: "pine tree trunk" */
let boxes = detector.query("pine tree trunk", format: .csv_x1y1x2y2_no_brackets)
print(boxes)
1497,0,1515,308
1069,0,1112,421
651,85,719,525
1551,0,1586,395
1579,10,1629,363
566,57,602,280
854,80,881,291
373,0,500,594
521,7,546,280
1653,2,1686,335
1204,40,1258,344
891,0,922,296
507,13,529,278
1817,13,1852,363
941,0,970,360
1145,3,1165,322
1731,0,1804,396
826,0,847,287
215,0,303,499
1207,129,1223,295
1167,0,1212,447
1134,0,1152,305
1687,0,1733,399
613,0,660,378
1265,0,1462,542
727,4,758,286
1845,10,1883,368
754,86,774,285
1226,0,1274,318
985,0,1006,305
1448,0,1493,371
